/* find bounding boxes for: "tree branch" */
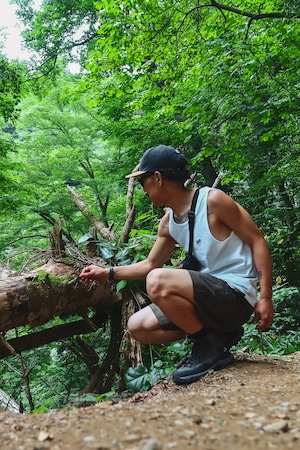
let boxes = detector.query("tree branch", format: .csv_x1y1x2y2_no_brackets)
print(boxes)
67,185,115,241
210,0,299,20
178,0,300,32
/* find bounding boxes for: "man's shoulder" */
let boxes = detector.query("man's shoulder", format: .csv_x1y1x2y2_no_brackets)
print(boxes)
160,210,170,228
158,211,174,239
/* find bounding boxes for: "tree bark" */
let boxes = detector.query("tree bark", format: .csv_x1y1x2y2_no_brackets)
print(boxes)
0,258,120,333
0,388,20,414
67,185,115,241
82,305,123,394
0,314,108,359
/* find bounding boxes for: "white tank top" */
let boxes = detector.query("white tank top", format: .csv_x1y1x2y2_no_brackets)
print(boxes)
169,186,258,306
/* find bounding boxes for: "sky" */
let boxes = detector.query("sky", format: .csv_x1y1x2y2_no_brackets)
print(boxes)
0,0,80,71
0,0,33,60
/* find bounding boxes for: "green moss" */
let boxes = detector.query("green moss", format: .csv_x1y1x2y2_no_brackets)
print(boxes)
28,270,74,288
36,270,48,281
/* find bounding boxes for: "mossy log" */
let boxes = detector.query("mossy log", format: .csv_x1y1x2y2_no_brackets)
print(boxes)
0,258,120,333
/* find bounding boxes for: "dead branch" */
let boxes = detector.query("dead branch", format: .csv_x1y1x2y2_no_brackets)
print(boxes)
120,206,136,244
67,185,115,241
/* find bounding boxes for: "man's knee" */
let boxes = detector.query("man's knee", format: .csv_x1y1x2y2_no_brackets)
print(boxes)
146,268,168,301
127,306,160,342
127,313,140,337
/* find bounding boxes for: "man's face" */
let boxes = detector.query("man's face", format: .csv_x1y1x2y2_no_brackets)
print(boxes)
138,171,164,207
138,172,154,188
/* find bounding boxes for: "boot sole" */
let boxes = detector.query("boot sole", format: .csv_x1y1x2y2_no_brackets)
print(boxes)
172,352,234,385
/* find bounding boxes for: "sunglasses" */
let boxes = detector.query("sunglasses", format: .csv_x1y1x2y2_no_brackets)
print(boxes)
138,172,154,187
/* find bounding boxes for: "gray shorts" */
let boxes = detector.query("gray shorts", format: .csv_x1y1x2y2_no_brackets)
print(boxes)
150,272,254,332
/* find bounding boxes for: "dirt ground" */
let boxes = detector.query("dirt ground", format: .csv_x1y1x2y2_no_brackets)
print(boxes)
1,351,300,450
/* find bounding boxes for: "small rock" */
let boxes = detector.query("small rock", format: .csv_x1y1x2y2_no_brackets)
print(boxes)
124,434,141,443
280,402,291,408
174,419,184,426
263,421,289,434
253,422,264,430
276,412,289,419
184,429,196,436
166,443,177,448
139,438,162,450
83,435,96,442
38,431,53,442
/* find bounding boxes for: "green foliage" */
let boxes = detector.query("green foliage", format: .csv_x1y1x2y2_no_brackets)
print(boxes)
0,343,88,411
124,340,189,392
238,284,300,355
14,0,100,73
238,324,300,356
271,284,300,333
72,392,117,406
0,55,26,122
0,75,131,267
125,362,164,392
2,0,299,285
82,0,300,285
0,318,112,412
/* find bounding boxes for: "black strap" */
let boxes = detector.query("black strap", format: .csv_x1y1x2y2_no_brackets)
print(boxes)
187,188,199,255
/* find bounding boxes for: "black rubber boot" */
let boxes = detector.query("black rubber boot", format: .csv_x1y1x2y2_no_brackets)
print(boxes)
172,331,233,385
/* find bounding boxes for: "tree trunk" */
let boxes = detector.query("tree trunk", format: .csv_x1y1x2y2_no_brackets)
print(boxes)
0,388,20,414
82,305,123,394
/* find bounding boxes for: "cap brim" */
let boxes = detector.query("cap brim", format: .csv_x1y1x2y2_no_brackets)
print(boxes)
125,170,147,179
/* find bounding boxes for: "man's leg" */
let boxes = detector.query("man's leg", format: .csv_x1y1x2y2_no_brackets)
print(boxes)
145,267,204,334
127,305,186,344
145,268,235,384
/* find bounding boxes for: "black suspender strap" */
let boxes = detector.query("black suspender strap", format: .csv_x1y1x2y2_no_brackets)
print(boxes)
187,188,199,256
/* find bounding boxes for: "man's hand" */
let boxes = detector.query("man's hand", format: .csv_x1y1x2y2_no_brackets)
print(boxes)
253,297,274,330
80,265,109,282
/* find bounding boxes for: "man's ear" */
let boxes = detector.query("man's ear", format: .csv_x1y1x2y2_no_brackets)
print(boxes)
154,171,163,185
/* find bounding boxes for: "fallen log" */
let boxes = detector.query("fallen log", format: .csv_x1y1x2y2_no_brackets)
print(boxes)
0,258,120,333
0,314,108,359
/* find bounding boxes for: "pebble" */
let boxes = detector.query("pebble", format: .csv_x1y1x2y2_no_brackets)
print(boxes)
183,429,196,436
174,420,184,426
263,420,289,434
83,435,96,442
166,443,178,448
139,438,162,450
124,434,141,442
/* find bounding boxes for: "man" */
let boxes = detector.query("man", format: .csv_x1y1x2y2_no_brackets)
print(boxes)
80,144,274,385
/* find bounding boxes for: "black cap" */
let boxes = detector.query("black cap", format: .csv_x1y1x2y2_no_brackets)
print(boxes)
125,145,186,178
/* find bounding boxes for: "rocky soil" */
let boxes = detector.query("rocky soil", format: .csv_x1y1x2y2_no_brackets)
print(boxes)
1,351,300,450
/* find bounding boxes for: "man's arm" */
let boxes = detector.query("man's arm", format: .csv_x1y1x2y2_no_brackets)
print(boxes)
80,212,176,282
208,190,274,330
